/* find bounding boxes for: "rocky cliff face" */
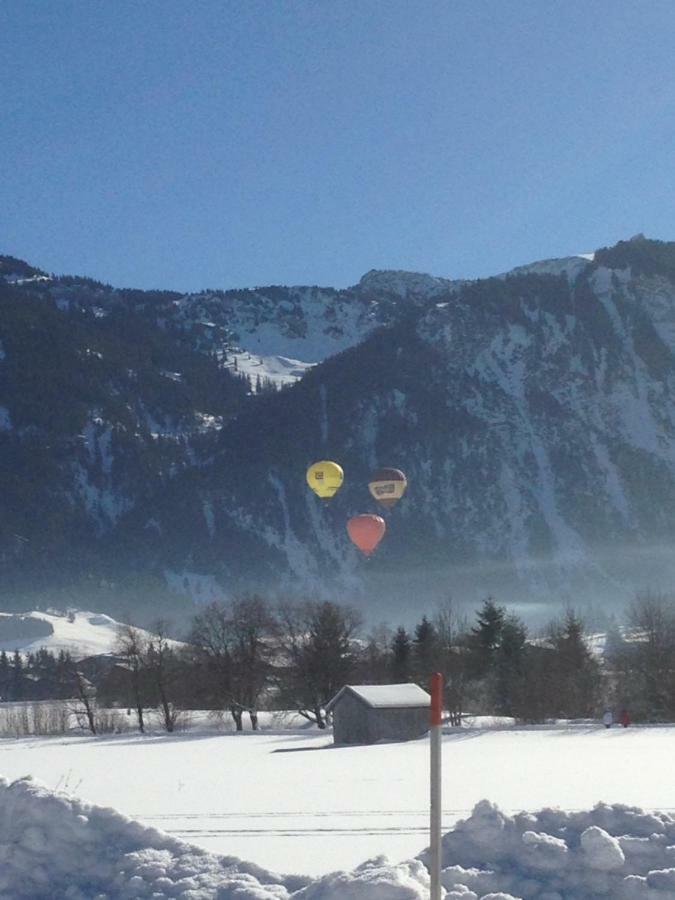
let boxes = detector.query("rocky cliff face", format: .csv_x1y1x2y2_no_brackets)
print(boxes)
3,238,675,622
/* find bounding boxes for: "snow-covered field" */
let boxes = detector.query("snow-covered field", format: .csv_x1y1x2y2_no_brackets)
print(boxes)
3,722,675,895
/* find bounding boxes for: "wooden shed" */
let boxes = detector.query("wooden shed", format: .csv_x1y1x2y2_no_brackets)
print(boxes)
326,683,430,745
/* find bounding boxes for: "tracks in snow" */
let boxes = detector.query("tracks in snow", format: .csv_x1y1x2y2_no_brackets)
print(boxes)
135,809,474,839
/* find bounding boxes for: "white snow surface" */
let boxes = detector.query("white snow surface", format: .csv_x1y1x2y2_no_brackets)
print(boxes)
0,610,164,659
228,352,315,391
1,273,51,285
181,268,461,391
4,723,675,896
6,760,675,898
0,775,303,900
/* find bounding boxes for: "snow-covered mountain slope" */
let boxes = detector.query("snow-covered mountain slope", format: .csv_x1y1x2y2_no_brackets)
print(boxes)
0,256,460,609
169,269,461,390
228,351,315,391
0,610,157,659
5,235,675,622
0,262,461,393
0,271,251,612
119,237,675,619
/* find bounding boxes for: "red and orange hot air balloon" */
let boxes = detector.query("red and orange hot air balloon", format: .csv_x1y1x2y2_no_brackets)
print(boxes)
346,514,386,557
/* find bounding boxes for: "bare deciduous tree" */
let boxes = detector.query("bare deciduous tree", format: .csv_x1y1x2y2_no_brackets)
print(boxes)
190,596,275,730
68,665,97,734
434,600,470,726
618,592,675,720
146,619,181,733
114,623,148,733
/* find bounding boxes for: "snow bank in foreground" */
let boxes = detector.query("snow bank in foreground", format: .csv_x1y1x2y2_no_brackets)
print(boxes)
0,777,303,899
4,777,675,899
0,777,429,899
419,798,675,898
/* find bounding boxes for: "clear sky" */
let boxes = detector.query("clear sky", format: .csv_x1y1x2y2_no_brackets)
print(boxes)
2,0,675,292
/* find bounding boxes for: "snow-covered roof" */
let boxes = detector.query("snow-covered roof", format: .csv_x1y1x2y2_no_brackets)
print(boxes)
327,683,430,711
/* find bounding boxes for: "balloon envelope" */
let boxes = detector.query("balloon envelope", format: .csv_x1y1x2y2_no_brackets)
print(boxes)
368,467,407,508
346,514,386,556
306,460,344,499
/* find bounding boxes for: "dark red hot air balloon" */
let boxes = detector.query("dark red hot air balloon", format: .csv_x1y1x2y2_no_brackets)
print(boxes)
346,514,386,556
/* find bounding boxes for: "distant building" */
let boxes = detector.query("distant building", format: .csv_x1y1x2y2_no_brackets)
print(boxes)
326,683,431,745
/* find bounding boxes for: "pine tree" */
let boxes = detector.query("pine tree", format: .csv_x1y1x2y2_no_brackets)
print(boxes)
412,616,438,681
0,651,9,700
493,614,528,716
603,613,625,661
390,626,412,682
277,600,361,729
469,597,506,679
548,610,601,718
10,650,24,701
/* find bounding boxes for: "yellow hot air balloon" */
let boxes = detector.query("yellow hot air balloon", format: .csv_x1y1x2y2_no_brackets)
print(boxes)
306,460,344,499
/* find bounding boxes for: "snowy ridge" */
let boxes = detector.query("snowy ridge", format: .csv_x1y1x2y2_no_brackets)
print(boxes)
357,268,457,298
5,776,675,898
172,268,463,390
499,254,593,282
0,610,167,659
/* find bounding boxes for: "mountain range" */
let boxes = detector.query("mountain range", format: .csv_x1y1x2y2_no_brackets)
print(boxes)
3,235,675,626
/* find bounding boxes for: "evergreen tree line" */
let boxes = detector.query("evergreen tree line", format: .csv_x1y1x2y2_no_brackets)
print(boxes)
7,591,675,733
0,647,80,701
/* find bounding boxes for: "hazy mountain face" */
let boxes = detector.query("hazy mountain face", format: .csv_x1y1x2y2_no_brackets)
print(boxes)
2,238,675,624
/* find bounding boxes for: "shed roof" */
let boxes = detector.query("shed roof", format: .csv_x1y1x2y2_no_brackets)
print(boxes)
326,683,430,711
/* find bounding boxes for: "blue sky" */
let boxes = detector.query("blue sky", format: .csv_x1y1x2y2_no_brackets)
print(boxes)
2,0,675,292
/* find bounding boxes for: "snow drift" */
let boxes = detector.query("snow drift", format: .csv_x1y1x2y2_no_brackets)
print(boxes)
4,776,675,898
0,777,427,899
424,798,675,897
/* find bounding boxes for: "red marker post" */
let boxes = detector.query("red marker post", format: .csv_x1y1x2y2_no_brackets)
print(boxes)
430,672,443,900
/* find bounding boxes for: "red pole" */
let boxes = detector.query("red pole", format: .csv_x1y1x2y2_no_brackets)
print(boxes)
430,672,442,900
430,671,443,726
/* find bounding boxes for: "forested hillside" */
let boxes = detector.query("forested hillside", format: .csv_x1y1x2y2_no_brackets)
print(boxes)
3,237,675,623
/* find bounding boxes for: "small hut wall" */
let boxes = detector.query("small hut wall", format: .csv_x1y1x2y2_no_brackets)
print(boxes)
369,706,429,742
331,690,370,744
